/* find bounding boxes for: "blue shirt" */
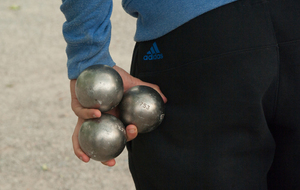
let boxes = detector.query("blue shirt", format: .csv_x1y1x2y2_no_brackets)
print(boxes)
61,0,236,79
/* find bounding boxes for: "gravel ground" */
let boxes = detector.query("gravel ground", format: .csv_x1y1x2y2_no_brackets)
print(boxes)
0,0,136,189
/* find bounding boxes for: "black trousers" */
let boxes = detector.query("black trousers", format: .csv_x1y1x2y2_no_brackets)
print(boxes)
127,0,300,189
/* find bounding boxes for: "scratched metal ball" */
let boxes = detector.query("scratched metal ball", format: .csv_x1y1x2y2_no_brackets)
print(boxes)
119,85,165,133
75,64,124,112
78,113,127,162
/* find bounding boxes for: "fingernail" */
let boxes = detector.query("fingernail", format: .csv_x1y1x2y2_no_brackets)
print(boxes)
79,157,83,161
93,114,97,118
128,128,136,134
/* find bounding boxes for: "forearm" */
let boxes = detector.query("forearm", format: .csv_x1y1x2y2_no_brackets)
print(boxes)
61,0,115,79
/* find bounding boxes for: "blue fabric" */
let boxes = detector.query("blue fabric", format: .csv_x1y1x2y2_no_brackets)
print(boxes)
61,0,236,79
123,0,237,41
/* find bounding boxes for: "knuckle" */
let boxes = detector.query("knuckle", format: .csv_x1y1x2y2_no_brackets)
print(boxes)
152,84,160,90
71,107,80,117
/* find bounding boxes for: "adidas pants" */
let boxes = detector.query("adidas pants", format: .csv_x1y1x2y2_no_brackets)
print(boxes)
127,0,300,189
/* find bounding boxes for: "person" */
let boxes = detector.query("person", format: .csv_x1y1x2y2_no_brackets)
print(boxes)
60,0,300,189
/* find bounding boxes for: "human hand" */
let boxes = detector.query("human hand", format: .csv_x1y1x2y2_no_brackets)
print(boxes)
71,116,138,166
70,79,139,166
70,65,167,166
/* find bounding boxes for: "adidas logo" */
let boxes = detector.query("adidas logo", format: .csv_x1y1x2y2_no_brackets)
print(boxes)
143,42,163,60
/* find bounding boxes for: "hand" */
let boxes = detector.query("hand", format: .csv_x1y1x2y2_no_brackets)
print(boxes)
71,116,138,166
70,65,167,166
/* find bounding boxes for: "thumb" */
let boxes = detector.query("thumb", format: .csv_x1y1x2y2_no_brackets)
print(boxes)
126,125,138,141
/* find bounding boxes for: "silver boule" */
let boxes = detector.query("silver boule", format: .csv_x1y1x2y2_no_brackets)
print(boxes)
78,113,127,162
75,64,124,112
119,85,165,133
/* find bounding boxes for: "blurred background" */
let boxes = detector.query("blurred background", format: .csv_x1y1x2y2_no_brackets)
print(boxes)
0,0,136,189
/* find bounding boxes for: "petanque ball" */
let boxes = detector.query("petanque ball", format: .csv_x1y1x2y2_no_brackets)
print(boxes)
75,64,123,112
119,85,165,133
78,113,127,162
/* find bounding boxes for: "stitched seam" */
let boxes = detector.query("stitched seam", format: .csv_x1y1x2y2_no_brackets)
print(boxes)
250,0,269,6
278,39,300,46
263,0,280,124
272,47,281,125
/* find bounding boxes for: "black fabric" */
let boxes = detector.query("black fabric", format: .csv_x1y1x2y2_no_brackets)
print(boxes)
126,0,300,189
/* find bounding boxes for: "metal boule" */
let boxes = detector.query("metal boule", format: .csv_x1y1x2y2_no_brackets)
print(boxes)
78,113,127,162
119,85,165,133
75,64,124,112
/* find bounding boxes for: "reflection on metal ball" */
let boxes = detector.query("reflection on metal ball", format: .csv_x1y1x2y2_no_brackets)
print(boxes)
119,85,165,133
78,114,127,162
75,64,124,112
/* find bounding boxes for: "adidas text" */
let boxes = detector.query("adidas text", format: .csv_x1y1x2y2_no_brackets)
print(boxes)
143,42,163,61
143,54,163,60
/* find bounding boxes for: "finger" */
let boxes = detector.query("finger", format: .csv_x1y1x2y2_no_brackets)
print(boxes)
105,107,119,118
143,83,168,103
72,104,101,119
101,159,116,167
126,125,138,141
112,66,167,103
72,118,90,163
72,138,90,162
70,79,102,119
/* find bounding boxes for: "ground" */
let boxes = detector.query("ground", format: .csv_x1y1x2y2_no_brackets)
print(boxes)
0,0,136,189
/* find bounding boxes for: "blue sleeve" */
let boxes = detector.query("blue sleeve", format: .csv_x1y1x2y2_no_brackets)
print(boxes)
60,0,115,79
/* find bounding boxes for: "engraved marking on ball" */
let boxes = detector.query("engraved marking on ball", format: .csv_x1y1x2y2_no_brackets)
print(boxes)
140,102,150,110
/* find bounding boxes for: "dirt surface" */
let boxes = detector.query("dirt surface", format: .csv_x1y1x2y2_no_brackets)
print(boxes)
0,0,136,189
